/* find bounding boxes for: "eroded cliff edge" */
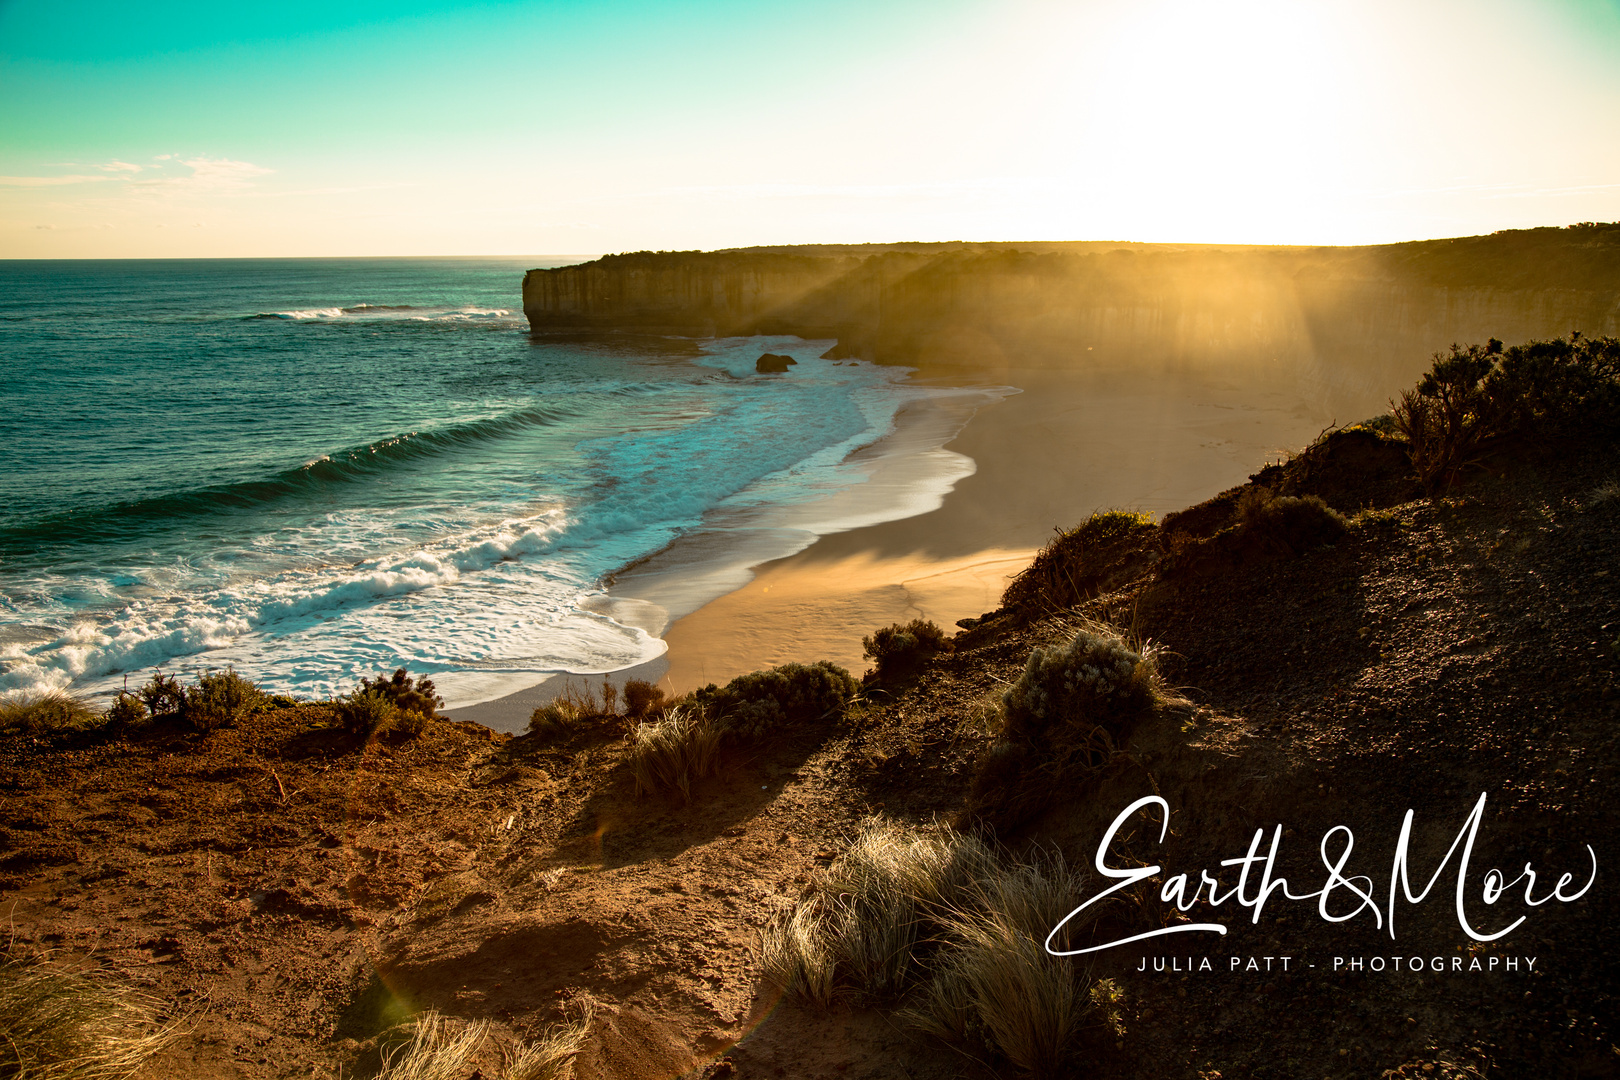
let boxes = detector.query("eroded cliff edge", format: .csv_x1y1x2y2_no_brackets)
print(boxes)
524,226,1620,413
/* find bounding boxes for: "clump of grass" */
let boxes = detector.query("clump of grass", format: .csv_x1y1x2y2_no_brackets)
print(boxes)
374,1005,594,1080
0,691,101,735
906,856,1093,1078
761,821,997,1005
628,705,722,802
690,661,858,739
862,619,950,684
1001,511,1158,616
528,681,608,742
1588,479,1620,508
502,999,595,1080
621,678,666,721
0,954,178,1079
182,667,265,732
376,1010,489,1080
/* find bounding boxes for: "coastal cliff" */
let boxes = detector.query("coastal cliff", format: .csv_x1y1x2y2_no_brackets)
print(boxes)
525,225,1620,413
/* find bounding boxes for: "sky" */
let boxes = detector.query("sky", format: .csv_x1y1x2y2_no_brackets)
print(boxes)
2,0,1618,257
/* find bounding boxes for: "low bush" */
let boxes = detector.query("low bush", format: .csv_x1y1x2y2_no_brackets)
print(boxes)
1001,511,1158,616
137,672,185,718
0,691,101,734
621,678,666,721
628,705,722,803
360,668,444,720
862,619,950,683
1000,625,1160,748
691,661,858,739
1234,490,1348,557
182,667,265,732
335,689,398,738
105,689,148,730
0,953,177,1079
1394,334,1620,493
528,681,607,741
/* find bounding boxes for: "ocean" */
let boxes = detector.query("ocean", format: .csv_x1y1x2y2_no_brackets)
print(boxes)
0,258,990,709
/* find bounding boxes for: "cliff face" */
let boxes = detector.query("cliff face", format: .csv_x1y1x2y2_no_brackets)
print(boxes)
525,227,1620,416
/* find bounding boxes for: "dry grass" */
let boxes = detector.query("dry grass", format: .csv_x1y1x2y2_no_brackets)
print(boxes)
904,854,1097,1078
376,1011,489,1080
0,691,102,735
627,705,722,802
502,999,595,1080
0,955,178,1079
528,680,608,741
375,1004,595,1080
761,821,997,1004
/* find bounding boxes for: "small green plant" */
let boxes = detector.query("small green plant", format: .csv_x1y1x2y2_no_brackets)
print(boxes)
690,661,858,739
105,689,147,731
0,691,102,734
628,705,722,803
335,689,398,737
862,619,950,683
137,672,185,717
182,667,265,732
0,953,178,1079
1000,625,1160,748
359,668,445,719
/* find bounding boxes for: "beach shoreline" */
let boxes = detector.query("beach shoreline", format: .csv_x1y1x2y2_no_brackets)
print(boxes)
447,357,1343,732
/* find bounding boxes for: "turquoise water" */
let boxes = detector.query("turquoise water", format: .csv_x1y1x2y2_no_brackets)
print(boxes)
0,258,935,705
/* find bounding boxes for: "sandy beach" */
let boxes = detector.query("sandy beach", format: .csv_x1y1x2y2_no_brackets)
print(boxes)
448,361,1338,730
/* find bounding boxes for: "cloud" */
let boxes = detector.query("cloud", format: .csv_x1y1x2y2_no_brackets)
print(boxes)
0,174,114,187
131,156,273,194
98,161,144,173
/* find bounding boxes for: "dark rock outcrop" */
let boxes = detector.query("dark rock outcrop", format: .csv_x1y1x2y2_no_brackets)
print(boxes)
754,353,797,373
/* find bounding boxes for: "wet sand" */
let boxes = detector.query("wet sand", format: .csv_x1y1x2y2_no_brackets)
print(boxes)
449,363,1335,731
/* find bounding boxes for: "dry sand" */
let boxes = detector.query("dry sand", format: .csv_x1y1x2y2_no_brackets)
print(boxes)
450,363,1338,729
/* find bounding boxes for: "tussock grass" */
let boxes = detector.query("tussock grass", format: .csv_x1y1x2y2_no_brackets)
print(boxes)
0,955,177,1079
1001,510,1158,616
628,705,722,802
502,999,595,1080
771,824,1112,1076
0,691,101,735
376,1011,489,1080
529,680,612,741
376,1005,595,1080
761,821,996,1004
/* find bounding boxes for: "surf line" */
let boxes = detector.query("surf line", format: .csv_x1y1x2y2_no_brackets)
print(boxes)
1045,794,1596,956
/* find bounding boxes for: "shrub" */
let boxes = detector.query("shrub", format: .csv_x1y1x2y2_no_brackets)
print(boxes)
692,661,858,739
0,953,177,1079
360,668,445,719
527,681,607,741
862,619,949,683
1393,340,1501,494
137,672,185,718
1394,334,1620,493
336,689,398,738
105,690,148,731
1001,626,1159,748
1001,511,1158,615
182,667,265,732
1235,490,1348,556
0,691,102,735
621,678,666,721
628,706,722,803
